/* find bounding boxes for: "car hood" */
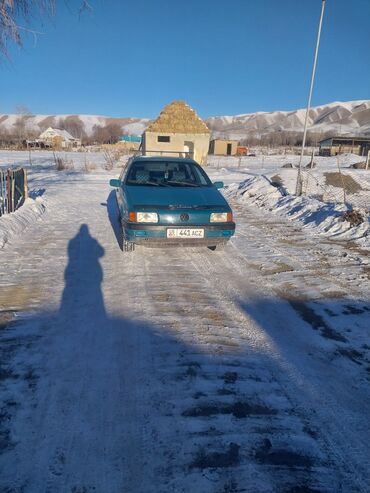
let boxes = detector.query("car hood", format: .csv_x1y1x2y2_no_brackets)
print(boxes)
125,185,230,210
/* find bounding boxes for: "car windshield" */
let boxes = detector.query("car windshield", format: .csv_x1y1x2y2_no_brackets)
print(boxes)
125,160,212,187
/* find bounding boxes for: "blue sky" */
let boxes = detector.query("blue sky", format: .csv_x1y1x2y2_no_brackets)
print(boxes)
1,0,369,118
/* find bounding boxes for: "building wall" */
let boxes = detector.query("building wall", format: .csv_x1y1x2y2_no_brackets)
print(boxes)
319,144,362,156
209,140,238,156
143,132,210,165
39,128,81,148
319,138,370,157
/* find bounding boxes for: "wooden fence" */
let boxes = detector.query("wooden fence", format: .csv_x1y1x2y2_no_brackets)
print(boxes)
0,168,29,217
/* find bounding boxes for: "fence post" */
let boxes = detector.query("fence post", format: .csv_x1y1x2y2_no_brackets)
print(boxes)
336,155,346,205
0,171,4,216
11,171,15,212
366,150,370,171
7,170,11,213
310,149,315,169
23,168,29,199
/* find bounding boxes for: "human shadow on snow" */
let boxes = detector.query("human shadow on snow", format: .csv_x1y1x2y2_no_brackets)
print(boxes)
1,224,367,493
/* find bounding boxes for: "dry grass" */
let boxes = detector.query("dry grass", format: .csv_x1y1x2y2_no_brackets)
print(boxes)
0,284,43,311
146,100,209,134
350,162,367,169
54,156,74,171
270,174,283,186
324,172,363,194
341,209,364,227
83,161,97,172
102,147,128,170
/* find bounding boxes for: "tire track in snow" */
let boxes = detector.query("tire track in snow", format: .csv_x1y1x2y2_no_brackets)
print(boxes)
231,201,370,301
1,169,369,492
113,246,344,492
187,237,370,493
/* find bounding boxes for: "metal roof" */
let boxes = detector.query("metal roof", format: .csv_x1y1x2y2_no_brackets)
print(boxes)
319,136,370,144
132,156,197,163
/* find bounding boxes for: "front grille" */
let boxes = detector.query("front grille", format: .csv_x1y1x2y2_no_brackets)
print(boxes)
133,204,223,210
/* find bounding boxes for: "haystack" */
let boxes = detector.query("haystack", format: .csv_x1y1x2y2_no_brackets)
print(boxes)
146,100,209,134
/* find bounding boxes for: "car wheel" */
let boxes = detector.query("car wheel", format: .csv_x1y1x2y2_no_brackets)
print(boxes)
208,244,226,251
123,239,135,252
121,227,135,252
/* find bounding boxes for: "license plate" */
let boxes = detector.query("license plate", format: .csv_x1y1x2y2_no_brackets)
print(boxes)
167,228,204,239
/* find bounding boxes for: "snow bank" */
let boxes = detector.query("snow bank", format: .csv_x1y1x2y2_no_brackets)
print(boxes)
0,198,45,249
226,175,370,247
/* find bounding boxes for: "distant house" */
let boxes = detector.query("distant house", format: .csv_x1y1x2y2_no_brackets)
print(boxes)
209,139,239,156
38,127,81,149
142,101,210,165
319,136,370,157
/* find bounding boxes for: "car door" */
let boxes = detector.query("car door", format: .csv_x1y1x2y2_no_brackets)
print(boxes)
116,163,130,221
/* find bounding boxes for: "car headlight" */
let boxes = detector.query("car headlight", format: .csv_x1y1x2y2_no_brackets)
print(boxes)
210,212,233,223
136,212,158,223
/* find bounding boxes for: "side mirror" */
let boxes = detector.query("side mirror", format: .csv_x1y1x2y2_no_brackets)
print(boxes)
213,181,224,189
110,178,122,187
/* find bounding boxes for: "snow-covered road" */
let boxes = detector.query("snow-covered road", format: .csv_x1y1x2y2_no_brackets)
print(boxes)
1,164,370,493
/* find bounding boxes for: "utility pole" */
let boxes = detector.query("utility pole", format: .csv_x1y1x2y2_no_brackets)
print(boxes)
296,0,326,196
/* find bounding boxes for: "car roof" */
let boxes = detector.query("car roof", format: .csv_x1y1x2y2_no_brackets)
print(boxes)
131,156,199,165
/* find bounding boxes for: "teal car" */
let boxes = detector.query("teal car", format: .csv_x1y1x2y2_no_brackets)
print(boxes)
109,156,235,251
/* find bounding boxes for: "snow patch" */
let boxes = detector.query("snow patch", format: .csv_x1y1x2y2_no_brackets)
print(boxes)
226,175,370,247
0,198,46,249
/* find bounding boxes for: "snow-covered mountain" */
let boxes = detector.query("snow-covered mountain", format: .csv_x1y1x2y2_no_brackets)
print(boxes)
206,100,370,140
0,100,369,139
0,113,151,138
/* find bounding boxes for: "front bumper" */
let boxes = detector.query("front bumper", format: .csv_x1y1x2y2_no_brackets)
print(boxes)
123,222,236,246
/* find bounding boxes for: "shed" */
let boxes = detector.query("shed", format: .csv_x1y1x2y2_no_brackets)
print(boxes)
142,101,210,165
209,139,239,156
319,136,370,157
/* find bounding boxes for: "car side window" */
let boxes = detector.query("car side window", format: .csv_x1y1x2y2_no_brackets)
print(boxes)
190,164,208,185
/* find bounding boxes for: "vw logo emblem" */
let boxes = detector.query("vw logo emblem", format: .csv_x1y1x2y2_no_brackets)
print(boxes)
180,213,189,222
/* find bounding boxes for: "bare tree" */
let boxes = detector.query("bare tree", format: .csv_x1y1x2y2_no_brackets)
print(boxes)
105,122,122,144
92,123,122,144
38,115,56,131
58,115,86,140
0,0,92,58
0,125,10,146
13,104,34,141
0,1,55,57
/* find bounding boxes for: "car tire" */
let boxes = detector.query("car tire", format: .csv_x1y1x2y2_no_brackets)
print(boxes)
208,244,226,251
121,226,135,252
123,239,135,252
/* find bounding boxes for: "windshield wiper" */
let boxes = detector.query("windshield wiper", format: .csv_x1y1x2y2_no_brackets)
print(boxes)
134,181,165,187
165,181,199,187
